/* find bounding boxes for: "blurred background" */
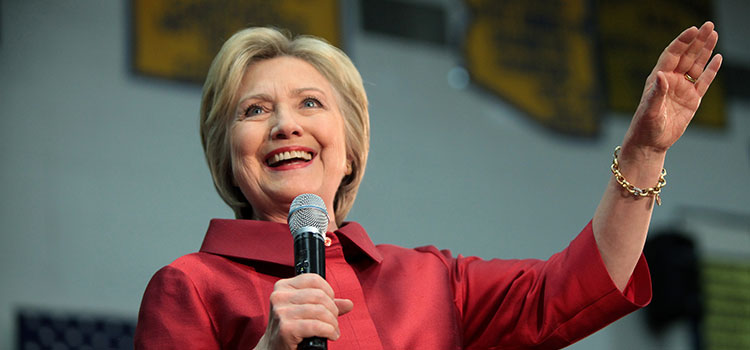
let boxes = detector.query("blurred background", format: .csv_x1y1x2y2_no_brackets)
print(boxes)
1,0,748,349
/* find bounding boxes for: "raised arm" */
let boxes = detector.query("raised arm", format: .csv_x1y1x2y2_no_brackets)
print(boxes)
592,22,722,291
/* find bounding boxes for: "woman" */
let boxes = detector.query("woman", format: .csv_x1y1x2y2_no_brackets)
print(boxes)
135,22,721,349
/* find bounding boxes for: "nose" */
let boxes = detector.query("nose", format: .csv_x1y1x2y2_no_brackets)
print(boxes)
270,105,303,140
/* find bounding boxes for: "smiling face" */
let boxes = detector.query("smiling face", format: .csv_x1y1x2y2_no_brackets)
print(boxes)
230,56,349,228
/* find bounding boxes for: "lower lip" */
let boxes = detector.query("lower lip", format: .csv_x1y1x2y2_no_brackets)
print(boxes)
266,158,314,171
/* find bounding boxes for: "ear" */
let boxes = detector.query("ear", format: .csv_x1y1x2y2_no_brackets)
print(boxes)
345,161,353,176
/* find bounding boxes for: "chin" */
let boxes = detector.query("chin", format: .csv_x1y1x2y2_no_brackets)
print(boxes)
272,184,326,201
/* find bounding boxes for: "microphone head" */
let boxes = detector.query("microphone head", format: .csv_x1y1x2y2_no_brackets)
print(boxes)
288,193,329,237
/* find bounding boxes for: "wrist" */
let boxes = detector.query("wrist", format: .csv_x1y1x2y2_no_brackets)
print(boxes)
618,142,667,165
610,145,668,205
617,143,667,184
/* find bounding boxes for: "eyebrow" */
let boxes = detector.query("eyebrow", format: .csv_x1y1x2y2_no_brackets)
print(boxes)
291,87,325,96
239,93,272,103
240,87,326,102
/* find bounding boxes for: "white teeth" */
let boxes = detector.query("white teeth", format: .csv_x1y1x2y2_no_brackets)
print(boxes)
268,150,313,166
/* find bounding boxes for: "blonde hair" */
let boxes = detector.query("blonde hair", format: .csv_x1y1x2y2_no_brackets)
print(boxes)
200,27,369,226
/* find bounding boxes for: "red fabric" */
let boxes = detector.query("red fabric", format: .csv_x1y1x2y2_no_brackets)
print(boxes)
135,220,651,349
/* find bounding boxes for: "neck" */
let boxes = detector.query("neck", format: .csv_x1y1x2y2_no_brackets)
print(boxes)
253,207,339,232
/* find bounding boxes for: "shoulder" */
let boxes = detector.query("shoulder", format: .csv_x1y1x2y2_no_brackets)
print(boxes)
156,253,228,281
167,252,228,275
144,253,224,294
149,252,274,295
141,252,280,322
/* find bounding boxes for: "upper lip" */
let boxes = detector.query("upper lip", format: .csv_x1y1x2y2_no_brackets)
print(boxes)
264,146,316,166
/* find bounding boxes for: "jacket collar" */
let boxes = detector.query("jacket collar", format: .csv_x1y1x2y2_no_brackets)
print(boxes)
199,219,383,267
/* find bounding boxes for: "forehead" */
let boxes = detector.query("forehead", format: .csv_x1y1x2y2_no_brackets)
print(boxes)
240,56,334,95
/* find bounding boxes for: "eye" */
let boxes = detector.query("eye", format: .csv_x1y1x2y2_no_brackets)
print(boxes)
244,104,265,117
302,97,322,109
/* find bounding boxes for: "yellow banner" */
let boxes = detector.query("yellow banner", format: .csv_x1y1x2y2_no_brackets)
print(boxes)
465,0,600,136
133,0,340,83
597,0,724,127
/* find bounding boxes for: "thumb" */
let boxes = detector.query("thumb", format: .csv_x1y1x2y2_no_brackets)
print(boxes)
334,298,354,316
642,71,668,118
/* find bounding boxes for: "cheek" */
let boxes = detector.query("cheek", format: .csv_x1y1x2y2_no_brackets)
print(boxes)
324,123,349,170
230,126,264,177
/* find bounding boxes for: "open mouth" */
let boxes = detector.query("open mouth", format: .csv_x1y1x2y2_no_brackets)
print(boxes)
266,150,314,168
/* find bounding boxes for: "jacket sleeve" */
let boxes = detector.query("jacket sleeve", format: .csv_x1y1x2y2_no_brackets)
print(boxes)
453,221,652,350
134,265,221,349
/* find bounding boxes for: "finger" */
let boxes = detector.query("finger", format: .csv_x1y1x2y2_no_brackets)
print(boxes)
278,318,339,343
687,30,718,80
286,288,340,316
277,274,335,299
334,298,354,316
269,288,339,320
654,26,699,73
675,21,715,74
695,53,723,96
276,303,340,328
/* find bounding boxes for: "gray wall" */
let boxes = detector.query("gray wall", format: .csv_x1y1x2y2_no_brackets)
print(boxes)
1,1,748,349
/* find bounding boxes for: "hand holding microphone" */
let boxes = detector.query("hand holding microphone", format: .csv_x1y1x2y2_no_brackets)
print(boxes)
254,194,353,350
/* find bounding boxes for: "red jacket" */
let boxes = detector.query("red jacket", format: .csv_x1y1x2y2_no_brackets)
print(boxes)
135,219,650,349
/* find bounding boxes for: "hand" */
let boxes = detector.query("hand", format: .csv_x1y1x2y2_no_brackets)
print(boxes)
254,274,354,350
622,21,722,157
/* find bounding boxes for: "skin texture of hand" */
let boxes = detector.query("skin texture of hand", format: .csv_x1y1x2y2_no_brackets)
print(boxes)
623,21,722,157
593,22,722,291
254,274,354,350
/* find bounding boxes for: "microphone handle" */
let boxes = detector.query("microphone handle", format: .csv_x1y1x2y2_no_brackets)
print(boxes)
294,231,327,350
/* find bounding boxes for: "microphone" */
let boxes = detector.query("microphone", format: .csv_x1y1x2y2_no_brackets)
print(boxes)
288,193,329,350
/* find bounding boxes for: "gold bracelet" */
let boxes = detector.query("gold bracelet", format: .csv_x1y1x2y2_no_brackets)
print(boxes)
610,146,667,206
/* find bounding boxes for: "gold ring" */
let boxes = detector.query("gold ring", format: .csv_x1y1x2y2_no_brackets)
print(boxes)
684,73,696,84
